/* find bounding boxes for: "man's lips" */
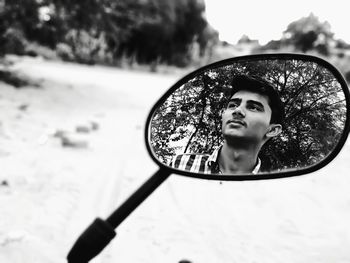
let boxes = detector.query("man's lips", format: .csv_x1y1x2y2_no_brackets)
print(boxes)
227,119,246,127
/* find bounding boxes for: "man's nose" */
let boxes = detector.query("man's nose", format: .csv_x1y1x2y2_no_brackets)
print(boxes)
232,105,245,117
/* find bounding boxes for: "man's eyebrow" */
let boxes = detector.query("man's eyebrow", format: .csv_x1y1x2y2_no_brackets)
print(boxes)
228,98,241,103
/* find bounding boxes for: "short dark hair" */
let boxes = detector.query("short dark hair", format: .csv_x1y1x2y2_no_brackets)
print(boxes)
229,74,285,124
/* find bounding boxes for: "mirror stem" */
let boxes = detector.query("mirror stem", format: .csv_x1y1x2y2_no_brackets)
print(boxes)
107,168,171,228
67,168,171,262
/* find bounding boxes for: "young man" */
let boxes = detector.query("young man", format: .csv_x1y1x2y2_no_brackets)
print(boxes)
171,74,285,174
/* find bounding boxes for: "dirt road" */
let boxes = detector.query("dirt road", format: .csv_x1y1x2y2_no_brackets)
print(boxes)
0,56,179,262
1,56,350,263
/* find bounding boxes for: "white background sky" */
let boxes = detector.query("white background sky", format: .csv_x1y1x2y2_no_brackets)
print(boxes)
204,0,350,45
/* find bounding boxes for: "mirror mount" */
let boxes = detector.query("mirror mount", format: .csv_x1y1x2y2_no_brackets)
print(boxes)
67,168,171,262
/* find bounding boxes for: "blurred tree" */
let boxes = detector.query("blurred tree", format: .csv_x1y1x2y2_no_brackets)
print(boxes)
282,13,334,55
0,0,216,66
237,34,258,45
260,40,282,51
116,0,213,66
0,0,38,54
197,24,219,58
335,39,350,49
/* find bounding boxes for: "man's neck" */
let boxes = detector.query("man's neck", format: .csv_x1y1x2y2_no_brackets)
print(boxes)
218,141,260,174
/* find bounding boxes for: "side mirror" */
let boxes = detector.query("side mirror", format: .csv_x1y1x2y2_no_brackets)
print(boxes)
146,53,350,180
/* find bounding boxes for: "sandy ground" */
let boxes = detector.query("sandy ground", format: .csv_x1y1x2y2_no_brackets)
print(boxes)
1,56,350,263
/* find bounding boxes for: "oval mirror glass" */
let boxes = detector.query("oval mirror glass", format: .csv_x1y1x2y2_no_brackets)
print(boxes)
147,54,350,179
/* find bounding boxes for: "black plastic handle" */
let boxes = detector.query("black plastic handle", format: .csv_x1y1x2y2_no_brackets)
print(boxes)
67,168,171,262
67,218,116,262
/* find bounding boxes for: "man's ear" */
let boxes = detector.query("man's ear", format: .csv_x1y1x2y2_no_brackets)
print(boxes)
266,124,282,138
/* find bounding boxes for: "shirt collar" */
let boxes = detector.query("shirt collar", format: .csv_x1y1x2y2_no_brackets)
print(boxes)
207,145,261,174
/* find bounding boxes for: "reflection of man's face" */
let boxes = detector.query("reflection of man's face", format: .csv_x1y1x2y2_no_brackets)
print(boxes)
222,90,273,144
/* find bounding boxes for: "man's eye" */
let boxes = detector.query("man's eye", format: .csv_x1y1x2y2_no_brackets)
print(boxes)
228,102,238,108
248,104,262,111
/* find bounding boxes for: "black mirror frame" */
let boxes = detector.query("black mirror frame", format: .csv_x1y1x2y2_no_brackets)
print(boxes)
145,53,350,181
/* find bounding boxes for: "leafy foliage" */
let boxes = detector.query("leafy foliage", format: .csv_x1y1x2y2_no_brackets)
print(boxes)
151,59,346,171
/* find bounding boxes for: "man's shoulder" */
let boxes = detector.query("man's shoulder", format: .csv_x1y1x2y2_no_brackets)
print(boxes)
170,152,211,170
174,153,210,158
172,152,210,161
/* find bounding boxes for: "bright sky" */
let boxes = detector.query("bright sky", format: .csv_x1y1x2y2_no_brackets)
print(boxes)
204,0,350,45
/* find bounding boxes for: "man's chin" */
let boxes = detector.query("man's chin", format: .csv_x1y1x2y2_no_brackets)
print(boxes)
223,131,258,142
223,126,245,135
223,133,263,147
223,131,246,140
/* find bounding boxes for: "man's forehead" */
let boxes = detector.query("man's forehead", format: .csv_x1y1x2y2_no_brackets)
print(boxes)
230,90,269,104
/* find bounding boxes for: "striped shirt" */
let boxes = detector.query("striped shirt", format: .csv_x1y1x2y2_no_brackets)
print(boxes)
170,146,261,174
